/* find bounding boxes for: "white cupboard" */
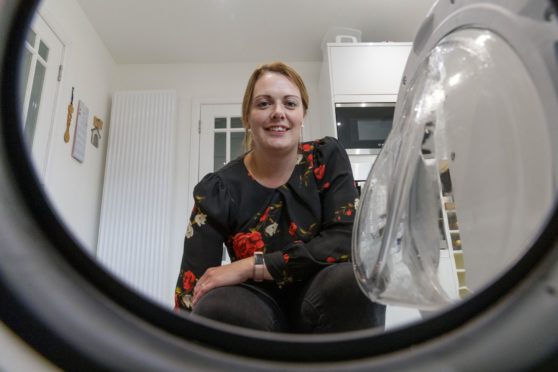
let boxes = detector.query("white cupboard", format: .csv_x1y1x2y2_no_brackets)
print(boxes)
318,42,412,139
329,43,412,102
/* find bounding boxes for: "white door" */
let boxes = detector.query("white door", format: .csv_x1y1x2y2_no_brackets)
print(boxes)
20,13,64,181
198,104,242,264
198,104,243,180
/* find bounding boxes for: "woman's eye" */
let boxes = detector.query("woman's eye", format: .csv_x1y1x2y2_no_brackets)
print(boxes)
285,101,299,108
256,101,270,108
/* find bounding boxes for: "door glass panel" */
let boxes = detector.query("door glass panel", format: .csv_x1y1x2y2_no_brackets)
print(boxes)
231,116,243,128
214,132,226,171
231,132,244,159
26,29,36,46
24,61,46,144
214,117,226,129
19,48,33,107
200,105,241,184
38,40,49,61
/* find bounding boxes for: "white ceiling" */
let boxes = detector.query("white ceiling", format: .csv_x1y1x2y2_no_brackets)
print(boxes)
74,0,436,64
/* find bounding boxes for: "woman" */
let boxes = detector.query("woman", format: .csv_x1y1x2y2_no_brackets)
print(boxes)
175,62,385,333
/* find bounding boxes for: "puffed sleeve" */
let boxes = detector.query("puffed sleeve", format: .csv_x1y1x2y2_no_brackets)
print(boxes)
264,137,359,286
174,173,234,311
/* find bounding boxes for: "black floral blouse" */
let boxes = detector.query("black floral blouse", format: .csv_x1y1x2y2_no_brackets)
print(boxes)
174,136,359,311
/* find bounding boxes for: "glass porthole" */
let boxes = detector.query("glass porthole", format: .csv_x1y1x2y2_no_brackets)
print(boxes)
354,28,554,310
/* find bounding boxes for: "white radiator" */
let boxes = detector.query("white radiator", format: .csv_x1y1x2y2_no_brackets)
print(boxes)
97,90,176,307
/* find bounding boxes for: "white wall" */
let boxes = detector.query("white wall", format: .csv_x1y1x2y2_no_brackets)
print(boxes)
37,0,116,253
112,62,322,294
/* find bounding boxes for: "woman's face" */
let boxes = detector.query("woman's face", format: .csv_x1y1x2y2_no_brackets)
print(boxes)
248,72,305,155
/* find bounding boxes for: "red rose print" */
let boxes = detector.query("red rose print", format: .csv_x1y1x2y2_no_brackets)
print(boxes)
288,222,297,237
314,164,325,180
182,270,196,292
232,230,265,259
283,253,290,263
307,154,314,168
302,143,313,152
322,182,330,189
326,256,337,263
346,209,353,216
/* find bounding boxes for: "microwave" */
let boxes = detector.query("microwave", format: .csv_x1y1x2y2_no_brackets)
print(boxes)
335,103,395,155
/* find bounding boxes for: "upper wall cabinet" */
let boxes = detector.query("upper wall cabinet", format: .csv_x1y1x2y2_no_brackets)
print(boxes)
329,43,412,102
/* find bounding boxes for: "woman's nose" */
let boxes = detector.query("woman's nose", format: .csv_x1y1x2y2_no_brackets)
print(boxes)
271,104,285,120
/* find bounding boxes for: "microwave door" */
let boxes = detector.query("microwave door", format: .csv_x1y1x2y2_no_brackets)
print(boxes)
335,103,395,153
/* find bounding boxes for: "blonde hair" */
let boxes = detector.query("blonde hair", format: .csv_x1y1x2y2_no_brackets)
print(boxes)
241,62,309,151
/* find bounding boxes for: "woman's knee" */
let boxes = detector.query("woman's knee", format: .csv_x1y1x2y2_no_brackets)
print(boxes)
298,263,386,332
193,285,287,332
305,262,360,302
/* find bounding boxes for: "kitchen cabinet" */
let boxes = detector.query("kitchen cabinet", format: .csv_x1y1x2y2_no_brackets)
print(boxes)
318,42,412,138
329,43,412,102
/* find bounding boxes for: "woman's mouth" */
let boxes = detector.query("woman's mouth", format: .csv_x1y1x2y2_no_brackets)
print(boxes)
266,126,290,132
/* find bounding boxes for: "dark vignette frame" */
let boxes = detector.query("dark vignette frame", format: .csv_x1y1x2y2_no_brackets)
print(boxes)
0,0,557,370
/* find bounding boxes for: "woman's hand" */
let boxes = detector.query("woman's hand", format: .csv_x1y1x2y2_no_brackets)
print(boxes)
192,257,253,308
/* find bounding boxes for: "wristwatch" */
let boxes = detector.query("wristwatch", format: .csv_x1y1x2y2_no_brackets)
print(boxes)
253,251,265,282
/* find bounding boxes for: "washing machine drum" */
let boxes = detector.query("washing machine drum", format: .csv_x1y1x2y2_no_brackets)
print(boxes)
353,0,558,310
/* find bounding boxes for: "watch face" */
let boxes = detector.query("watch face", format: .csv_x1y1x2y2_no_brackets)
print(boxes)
254,252,264,265
253,252,265,282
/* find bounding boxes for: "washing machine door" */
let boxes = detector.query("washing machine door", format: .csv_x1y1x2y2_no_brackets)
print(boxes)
354,0,558,310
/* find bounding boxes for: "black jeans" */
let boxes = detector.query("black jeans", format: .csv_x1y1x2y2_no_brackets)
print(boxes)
193,262,386,333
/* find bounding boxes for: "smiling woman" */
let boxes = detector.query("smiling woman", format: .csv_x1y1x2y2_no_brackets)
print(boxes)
174,62,386,333
1,0,558,370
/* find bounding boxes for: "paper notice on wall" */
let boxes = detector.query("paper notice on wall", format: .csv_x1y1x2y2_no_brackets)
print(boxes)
72,100,89,163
